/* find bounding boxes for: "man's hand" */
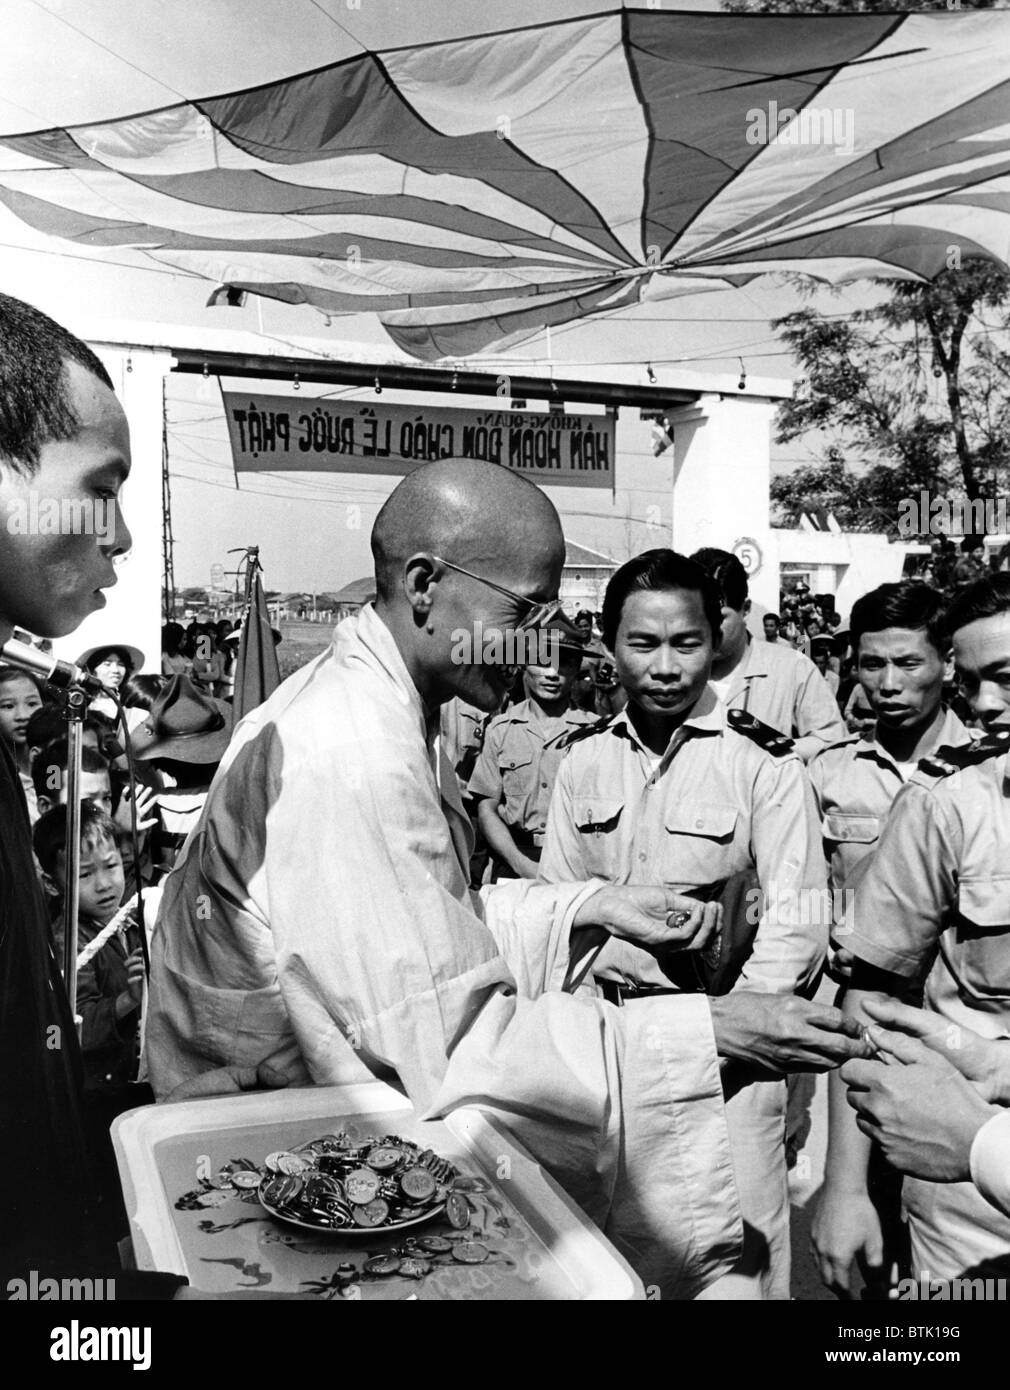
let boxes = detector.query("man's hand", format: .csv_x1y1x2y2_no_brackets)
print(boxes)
810,1188,885,1299
575,884,721,957
164,1061,290,1103
708,993,871,1075
862,997,1010,1104
841,1029,995,1182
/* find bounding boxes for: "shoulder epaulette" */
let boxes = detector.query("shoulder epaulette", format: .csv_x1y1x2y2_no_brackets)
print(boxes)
727,707,795,758
915,729,1010,779
554,714,615,751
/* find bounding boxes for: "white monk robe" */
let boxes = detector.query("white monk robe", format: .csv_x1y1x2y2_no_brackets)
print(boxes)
147,604,741,1297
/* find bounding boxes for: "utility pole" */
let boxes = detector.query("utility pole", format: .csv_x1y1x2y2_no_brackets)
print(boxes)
161,377,176,621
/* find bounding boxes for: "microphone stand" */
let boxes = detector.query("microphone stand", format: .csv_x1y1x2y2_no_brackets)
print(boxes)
61,685,90,1038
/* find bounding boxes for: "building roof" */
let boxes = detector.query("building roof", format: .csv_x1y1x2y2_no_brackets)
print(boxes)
564,539,617,569
330,576,377,606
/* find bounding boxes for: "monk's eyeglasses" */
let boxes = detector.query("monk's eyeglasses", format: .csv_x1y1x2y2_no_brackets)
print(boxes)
432,556,563,633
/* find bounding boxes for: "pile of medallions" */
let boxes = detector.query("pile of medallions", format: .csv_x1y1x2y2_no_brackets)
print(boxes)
254,1132,472,1234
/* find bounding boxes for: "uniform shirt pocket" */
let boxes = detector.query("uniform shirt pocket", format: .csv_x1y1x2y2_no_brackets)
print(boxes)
501,753,534,791
664,802,738,842
572,795,625,877
954,877,1010,1001
661,802,740,886
822,813,881,845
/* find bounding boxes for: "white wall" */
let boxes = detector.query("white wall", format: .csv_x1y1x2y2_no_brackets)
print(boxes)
774,527,928,623
668,394,781,612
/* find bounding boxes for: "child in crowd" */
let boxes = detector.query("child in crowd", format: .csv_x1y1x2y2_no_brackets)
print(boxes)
0,664,45,813
32,803,152,1238
32,741,113,817
32,737,159,887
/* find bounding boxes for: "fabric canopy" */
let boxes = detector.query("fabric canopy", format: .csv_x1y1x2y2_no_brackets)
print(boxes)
2,6,1009,360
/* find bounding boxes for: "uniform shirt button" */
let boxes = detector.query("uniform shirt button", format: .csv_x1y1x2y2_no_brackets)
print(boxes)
695,819,704,829
541,781,548,789
638,851,647,862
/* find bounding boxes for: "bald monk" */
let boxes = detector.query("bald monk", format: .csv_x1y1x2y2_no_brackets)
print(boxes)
147,459,866,1297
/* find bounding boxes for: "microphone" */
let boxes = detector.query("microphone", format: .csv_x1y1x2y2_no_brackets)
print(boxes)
0,639,107,699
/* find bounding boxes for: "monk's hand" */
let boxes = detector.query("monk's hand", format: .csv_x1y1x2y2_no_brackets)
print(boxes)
164,1061,290,1103
841,1028,995,1181
576,885,720,957
709,994,872,1076
861,997,1010,1104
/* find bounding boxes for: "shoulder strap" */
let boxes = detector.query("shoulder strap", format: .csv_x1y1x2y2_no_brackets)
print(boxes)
726,707,795,758
554,713,615,752
914,729,1010,781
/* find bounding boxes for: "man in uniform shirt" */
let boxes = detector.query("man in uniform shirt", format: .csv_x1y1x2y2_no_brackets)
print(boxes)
809,582,973,923
539,549,830,1299
148,462,866,1299
815,574,1010,1294
468,614,595,879
691,549,845,762
809,581,973,1292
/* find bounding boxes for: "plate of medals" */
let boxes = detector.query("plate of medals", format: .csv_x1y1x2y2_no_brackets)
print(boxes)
257,1132,471,1237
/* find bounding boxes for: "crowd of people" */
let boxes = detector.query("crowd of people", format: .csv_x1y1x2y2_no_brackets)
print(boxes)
5,291,1010,1304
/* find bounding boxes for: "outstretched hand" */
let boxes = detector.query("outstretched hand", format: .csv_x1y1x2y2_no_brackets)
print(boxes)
577,884,721,958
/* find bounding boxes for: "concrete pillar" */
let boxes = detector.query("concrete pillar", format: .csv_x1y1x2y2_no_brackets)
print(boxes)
52,345,172,675
666,393,780,613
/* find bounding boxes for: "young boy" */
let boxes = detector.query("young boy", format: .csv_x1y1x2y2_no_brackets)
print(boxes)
33,803,144,1093
32,739,114,817
33,803,149,1237
467,620,595,879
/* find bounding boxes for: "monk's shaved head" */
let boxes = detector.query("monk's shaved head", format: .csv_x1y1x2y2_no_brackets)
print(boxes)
371,458,563,602
369,459,567,712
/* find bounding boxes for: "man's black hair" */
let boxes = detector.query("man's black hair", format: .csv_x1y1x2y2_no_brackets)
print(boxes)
0,292,114,476
690,548,749,611
944,572,1010,639
850,581,948,658
601,549,723,651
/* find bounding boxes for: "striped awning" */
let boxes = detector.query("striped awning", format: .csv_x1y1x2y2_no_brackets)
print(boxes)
2,7,1009,359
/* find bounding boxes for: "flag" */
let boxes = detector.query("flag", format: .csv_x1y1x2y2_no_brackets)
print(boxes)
232,567,281,723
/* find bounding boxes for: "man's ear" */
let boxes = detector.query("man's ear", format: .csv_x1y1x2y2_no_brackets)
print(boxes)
402,552,438,618
36,794,52,816
742,598,752,619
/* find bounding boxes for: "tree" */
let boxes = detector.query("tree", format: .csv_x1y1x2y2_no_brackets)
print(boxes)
725,0,1010,534
770,261,1010,533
